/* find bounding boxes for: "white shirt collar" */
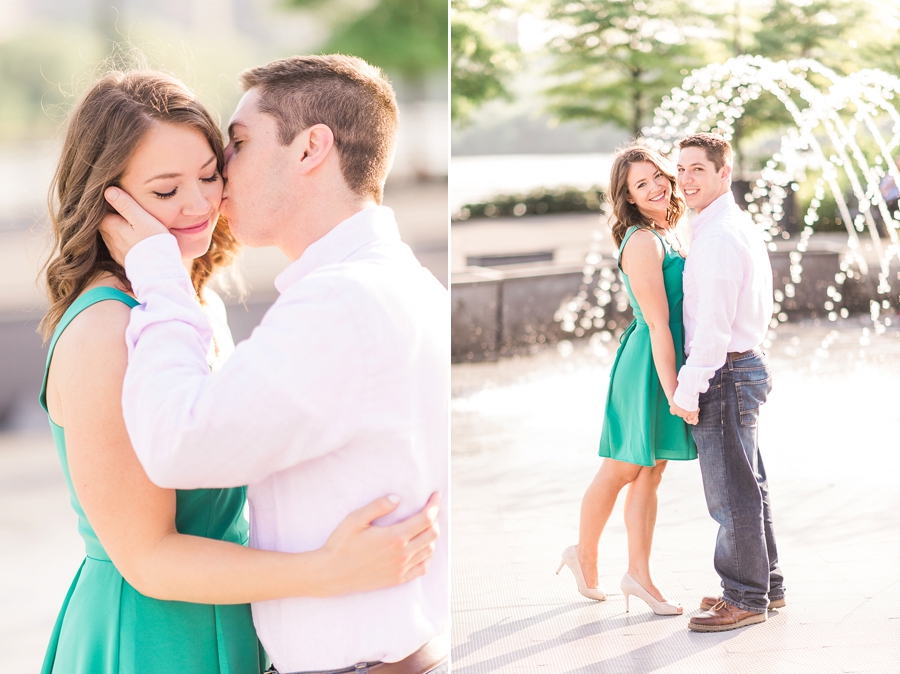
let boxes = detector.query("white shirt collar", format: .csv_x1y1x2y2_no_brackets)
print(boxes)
690,190,735,238
274,206,400,292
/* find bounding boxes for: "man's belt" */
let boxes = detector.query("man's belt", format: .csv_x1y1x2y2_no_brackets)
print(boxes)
727,346,760,359
268,635,448,674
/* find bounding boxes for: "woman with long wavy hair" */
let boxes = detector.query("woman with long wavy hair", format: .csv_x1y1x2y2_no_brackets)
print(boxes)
39,69,437,674
556,145,697,615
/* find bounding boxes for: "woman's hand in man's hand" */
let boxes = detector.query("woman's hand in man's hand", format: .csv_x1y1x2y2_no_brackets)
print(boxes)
99,187,169,266
670,402,699,425
312,492,441,596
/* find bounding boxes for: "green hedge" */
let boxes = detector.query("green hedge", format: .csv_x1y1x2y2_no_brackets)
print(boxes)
454,185,605,221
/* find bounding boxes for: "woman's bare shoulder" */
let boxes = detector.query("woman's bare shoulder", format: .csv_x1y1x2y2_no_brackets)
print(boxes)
626,227,663,247
621,228,664,267
52,282,133,366
48,282,133,424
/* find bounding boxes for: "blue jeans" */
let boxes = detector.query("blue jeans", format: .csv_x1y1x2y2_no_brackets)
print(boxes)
691,349,785,613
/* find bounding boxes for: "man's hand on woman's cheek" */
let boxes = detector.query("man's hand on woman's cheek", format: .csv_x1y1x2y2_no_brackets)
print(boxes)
99,187,169,266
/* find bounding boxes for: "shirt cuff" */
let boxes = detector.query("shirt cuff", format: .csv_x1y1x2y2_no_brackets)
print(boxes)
123,233,194,298
672,385,699,412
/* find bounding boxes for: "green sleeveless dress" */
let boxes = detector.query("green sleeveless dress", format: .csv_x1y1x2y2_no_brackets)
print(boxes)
39,287,266,674
598,226,698,466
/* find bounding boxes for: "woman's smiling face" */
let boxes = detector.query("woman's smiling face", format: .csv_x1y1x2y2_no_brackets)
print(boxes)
118,122,222,263
626,160,671,223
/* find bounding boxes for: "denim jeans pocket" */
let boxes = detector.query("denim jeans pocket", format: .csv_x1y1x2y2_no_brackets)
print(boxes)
734,374,772,426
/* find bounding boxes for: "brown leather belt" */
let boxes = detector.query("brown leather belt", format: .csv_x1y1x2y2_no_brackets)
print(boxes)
367,637,447,674
272,636,448,674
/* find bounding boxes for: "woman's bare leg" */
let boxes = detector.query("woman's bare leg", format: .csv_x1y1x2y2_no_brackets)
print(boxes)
623,460,668,600
577,458,642,588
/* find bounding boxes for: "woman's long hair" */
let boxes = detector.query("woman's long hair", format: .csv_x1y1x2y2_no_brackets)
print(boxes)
607,145,686,247
40,70,239,341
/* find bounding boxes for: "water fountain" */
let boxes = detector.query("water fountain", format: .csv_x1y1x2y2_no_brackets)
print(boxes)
452,65,900,674
557,55,900,354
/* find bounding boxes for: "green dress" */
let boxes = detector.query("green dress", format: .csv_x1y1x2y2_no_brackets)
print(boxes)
39,287,266,674
599,226,698,467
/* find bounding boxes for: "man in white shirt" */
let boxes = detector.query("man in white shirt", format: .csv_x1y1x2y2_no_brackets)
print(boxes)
670,133,785,633
100,55,448,673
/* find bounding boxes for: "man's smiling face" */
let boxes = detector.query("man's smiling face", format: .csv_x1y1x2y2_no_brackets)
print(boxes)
676,146,731,213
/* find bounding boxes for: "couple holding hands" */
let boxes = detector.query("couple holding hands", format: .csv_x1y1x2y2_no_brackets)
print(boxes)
40,55,448,673
558,134,786,633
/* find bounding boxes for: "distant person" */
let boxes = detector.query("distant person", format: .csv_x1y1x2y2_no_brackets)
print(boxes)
557,145,696,616
40,67,442,673
100,55,449,674
880,155,900,218
671,133,785,632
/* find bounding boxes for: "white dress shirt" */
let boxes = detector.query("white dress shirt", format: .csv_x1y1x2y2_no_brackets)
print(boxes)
120,206,449,672
200,287,236,370
673,191,773,411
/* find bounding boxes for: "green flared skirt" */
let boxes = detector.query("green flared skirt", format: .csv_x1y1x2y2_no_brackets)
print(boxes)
41,556,266,674
599,319,697,467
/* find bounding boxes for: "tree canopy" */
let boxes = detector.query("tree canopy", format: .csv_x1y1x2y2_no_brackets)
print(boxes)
543,0,716,136
752,0,866,70
289,0,448,85
451,0,518,123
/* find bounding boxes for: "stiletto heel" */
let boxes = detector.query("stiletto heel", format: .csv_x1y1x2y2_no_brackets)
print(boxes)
619,572,682,616
556,545,607,601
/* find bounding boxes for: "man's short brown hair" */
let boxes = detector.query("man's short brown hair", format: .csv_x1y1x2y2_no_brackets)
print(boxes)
678,133,732,172
240,54,398,203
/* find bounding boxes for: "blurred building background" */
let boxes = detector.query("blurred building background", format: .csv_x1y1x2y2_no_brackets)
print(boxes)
0,0,449,431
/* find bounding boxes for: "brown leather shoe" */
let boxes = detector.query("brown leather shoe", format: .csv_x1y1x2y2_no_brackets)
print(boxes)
688,600,767,632
699,595,786,611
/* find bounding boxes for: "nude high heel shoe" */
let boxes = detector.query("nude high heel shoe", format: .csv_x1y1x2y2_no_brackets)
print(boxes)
620,572,682,615
556,545,607,601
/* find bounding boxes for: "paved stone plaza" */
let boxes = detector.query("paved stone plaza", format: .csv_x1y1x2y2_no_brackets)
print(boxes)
451,318,900,673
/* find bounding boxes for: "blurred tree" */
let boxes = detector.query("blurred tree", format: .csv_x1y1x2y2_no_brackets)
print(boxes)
817,2,900,80
451,0,518,124
0,29,105,142
543,0,713,136
725,0,868,175
751,0,865,70
0,10,269,145
860,31,900,78
288,0,447,94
